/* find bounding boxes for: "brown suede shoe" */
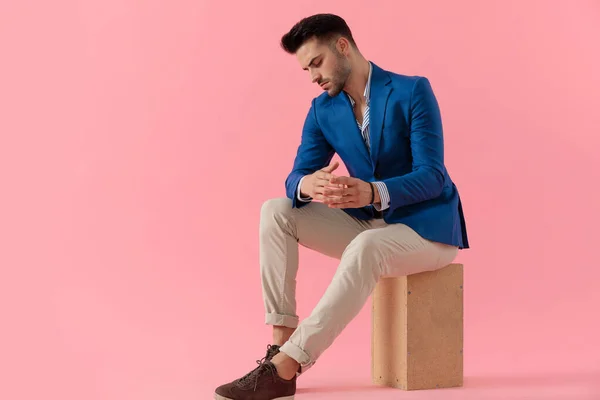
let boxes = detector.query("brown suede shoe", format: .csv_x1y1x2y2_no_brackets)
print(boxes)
214,360,296,400
263,344,301,376
263,344,280,361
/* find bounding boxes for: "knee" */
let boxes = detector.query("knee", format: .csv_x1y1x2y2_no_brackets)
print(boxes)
347,230,379,255
260,198,294,231
261,197,293,220
341,231,383,276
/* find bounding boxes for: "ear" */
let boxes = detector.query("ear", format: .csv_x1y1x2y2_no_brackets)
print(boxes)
336,37,351,55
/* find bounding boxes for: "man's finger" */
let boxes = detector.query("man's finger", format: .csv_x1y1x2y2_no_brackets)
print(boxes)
315,177,333,187
314,193,341,202
323,187,344,197
316,176,343,188
316,171,333,181
323,192,356,204
330,176,355,186
328,200,359,209
321,161,339,173
313,186,339,196
323,187,351,197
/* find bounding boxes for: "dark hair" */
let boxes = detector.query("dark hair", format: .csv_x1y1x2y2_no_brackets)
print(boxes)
280,14,357,54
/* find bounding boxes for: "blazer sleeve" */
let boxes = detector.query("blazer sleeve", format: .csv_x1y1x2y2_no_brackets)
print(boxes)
285,98,335,208
381,77,445,212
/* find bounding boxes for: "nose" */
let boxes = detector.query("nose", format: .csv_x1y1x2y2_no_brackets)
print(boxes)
311,71,322,84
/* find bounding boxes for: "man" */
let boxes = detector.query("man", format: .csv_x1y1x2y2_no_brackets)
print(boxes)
214,13,469,400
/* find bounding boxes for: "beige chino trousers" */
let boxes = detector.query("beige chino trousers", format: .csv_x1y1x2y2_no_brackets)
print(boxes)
259,197,458,372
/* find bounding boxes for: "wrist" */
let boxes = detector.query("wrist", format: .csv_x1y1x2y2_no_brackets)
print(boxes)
371,182,381,204
368,182,380,205
300,175,313,198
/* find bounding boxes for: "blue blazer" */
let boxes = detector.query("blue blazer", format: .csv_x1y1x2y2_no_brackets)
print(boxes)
285,62,469,250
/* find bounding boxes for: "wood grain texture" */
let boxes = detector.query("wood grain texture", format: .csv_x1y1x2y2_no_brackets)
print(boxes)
372,263,464,390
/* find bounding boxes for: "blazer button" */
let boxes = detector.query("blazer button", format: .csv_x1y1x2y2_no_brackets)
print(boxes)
375,173,381,179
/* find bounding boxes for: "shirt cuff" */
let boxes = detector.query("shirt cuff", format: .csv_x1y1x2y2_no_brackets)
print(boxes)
372,181,390,211
297,176,312,202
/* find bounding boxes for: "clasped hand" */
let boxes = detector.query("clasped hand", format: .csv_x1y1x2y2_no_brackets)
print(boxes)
300,161,379,209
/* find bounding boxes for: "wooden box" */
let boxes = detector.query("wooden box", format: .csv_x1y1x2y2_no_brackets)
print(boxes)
371,263,464,390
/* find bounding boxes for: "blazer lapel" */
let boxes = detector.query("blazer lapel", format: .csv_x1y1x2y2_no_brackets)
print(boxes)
368,62,392,169
330,93,371,165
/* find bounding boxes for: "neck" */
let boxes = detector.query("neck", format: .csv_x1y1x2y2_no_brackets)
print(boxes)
343,56,370,106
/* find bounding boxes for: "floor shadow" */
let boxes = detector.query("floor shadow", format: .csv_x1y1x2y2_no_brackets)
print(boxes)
465,371,600,389
296,384,386,394
295,372,600,394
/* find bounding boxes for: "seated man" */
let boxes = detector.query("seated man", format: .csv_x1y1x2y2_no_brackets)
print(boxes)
214,13,469,400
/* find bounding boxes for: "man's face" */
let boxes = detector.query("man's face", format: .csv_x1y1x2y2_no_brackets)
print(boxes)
296,37,351,97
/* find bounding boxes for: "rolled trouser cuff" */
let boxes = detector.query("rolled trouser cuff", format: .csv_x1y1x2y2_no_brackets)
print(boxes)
280,340,315,372
265,313,299,329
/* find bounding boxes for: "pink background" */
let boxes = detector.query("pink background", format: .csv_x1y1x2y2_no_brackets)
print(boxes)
1,1,599,399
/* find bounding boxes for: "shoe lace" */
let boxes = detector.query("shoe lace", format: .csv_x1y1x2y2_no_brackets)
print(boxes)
235,360,278,391
265,344,279,360
235,345,280,391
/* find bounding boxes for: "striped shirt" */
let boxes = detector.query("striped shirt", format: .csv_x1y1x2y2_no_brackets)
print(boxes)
298,62,391,212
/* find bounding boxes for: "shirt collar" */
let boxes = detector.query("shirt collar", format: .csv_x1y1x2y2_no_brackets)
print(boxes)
347,61,373,107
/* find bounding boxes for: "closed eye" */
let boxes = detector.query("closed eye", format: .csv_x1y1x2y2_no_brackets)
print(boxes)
303,55,323,70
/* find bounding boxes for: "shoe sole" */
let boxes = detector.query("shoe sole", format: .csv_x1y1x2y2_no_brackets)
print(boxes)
214,394,294,400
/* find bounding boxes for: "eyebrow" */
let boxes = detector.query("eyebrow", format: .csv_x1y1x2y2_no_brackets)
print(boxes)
302,55,321,70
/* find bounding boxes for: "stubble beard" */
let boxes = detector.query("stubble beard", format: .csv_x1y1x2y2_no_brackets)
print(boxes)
327,50,352,97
